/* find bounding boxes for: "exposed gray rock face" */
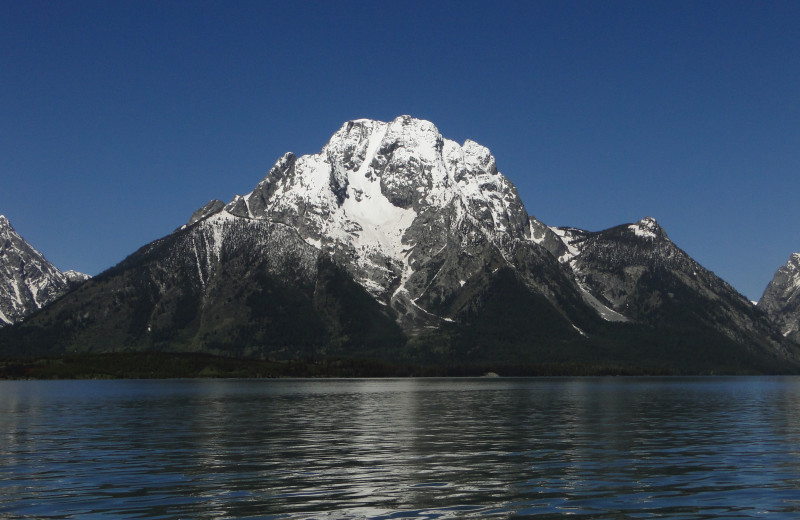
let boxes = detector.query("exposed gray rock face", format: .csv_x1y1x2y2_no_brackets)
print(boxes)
528,216,568,260
549,217,794,361
187,199,225,226
759,253,800,342
554,218,690,313
0,215,88,326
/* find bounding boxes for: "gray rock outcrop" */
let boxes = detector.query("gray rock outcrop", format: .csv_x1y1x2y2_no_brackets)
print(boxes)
0,215,88,326
759,253,800,343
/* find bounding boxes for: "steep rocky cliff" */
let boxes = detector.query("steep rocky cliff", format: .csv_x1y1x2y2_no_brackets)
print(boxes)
759,253,800,343
0,216,87,326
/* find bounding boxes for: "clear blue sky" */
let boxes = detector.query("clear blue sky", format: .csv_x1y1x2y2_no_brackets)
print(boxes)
1,0,798,301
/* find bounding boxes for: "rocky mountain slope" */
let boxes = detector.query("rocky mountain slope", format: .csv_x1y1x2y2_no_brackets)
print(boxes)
1,117,797,374
759,253,800,343
547,217,793,363
0,215,88,326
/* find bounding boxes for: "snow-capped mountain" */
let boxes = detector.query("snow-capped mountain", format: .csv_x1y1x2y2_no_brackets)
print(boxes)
2,117,797,373
194,116,578,331
759,253,800,342
0,215,88,326
226,117,528,300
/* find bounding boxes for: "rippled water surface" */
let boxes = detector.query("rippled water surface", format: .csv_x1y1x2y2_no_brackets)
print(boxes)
3,377,800,518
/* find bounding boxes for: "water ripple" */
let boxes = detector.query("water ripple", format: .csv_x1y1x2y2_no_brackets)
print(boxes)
2,377,800,518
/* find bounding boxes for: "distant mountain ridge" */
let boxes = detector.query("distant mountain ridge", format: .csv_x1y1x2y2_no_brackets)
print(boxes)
0,215,88,326
0,117,796,374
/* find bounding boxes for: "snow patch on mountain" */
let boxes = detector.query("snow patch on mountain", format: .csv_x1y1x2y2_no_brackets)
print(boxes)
628,217,661,239
549,227,585,264
0,215,85,326
339,121,416,261
576,282,630,322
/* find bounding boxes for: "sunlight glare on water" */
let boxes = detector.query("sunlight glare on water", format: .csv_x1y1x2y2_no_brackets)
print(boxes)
2,377,800,519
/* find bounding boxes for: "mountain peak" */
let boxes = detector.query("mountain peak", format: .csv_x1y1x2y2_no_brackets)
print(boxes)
771,253,800,279
221,114,525,234
0,215,75,326
781,253,800,279
628,216,666,240
64,270,92,285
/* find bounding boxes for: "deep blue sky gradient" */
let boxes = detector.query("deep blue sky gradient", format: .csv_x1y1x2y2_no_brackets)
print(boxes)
2,0,799,300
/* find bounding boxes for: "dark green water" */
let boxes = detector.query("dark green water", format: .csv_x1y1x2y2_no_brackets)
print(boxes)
2,377,800,519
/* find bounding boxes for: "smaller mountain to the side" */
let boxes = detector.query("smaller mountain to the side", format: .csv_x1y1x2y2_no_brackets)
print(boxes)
65,270,92,285
547,217,796,369
759,253,800,343
0,215,89,326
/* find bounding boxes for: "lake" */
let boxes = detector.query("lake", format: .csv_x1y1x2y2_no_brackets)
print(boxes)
2,377,800,519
